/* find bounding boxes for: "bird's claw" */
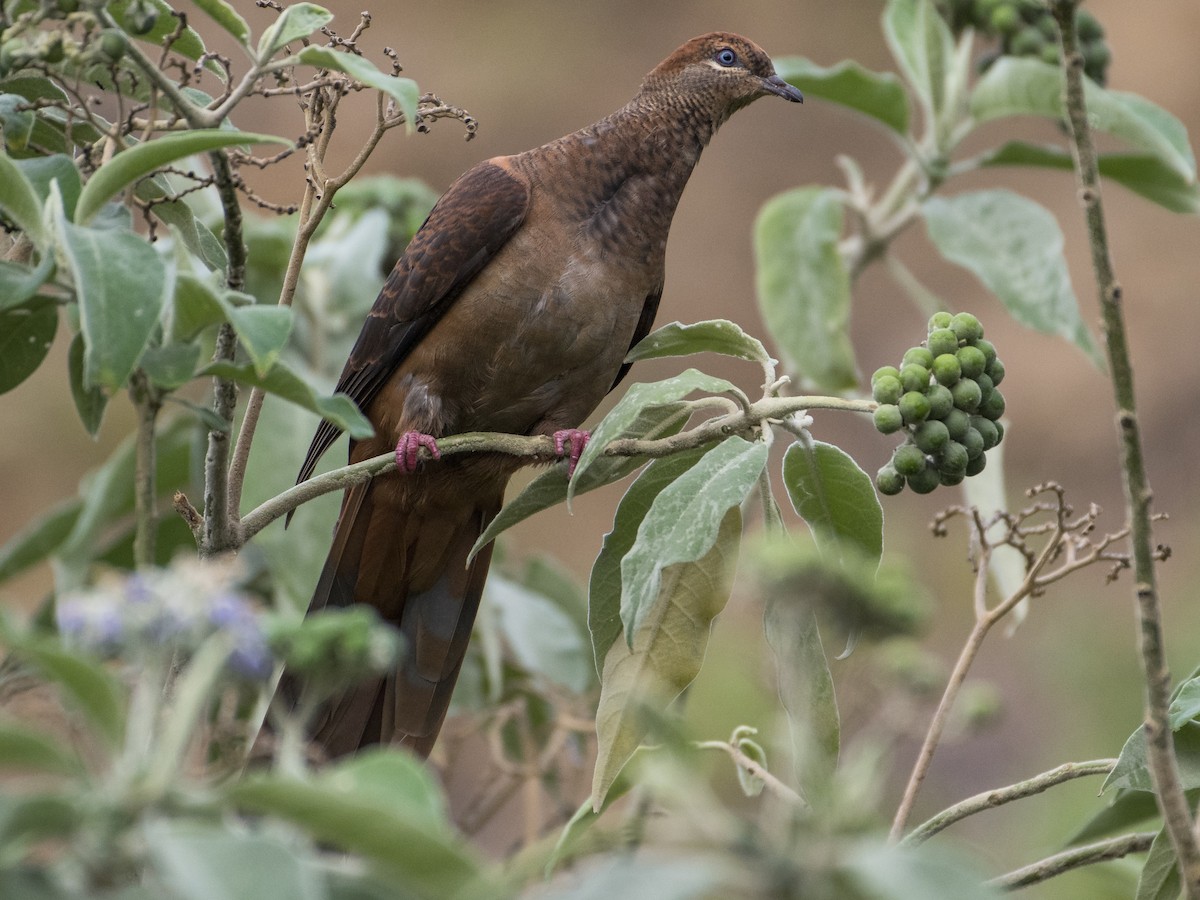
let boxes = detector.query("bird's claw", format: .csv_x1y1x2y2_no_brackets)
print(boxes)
395,431,441,474
552,429,590,476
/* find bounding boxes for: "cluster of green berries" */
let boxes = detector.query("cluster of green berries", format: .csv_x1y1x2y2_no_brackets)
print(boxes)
0,0,157,79
935,0,1110,85
872,312,1007,496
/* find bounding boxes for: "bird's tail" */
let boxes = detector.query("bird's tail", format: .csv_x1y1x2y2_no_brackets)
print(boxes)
300,479,500,759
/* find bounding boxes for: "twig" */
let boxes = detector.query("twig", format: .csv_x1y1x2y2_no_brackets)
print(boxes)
695,740,806,807
1050,2,1198,890
889,504,1069,842
234,395,875,542
902,759,1117,847
988,831,1156,891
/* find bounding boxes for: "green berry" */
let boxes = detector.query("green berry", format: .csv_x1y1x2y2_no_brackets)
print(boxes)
993,419,1005,444
928,311,953,331
873,374,903,405
899,391,931,425
944,408,970,442
939,469,966,486
1076,10,1104,41
939,440,969,474
1040,43,1061,66
907,466,942,494
877,465,905,496
872,365,901,385
971,416,999,450
966,453,988,476
1084,42,1111,83
57,0,80,12
986,356,1005,385
962,427,985,460
951,378,982,412
892,443,927,477
914,419,950,454
127,0,159,36
975,339,997,365
933,353,962,386
1010,26,1044,57
903,346,935,370
956,345,987,379
927,328,959,357
873,404,904,434
975,372,994,400
99,29,127,62
950,312,983,343
900,363,931,394
926,383,954,420
1037,12,1058,39
989,4,1020,35
979,388,1006,420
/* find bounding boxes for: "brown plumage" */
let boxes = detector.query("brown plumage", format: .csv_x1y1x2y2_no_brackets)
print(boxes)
292,32,803,758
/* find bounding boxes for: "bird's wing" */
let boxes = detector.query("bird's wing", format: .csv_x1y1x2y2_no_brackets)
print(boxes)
609,287,663,391
296,161,531,485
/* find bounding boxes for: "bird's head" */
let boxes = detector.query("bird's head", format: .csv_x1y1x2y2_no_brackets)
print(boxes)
640,32,804,116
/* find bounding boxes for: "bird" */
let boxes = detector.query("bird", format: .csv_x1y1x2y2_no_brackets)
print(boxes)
290,32,803,759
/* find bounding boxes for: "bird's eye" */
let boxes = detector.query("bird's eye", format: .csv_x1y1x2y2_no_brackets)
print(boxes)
715,48,737,67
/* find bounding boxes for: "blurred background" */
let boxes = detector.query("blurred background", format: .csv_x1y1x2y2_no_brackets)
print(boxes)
3,1,1198,894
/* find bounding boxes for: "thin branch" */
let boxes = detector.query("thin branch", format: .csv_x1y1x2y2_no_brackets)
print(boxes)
234,395,875,542
988,831,1156,891
1050,2,1198,890
903,759,1117,846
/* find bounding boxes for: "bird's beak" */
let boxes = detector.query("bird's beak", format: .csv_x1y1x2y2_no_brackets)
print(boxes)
762,74,804,103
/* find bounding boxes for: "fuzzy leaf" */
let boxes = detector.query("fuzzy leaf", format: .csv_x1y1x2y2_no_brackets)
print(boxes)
203,361,372,439
257,3,334,61
0,300,57,394
591,508,741,810
298,47,419,131
755,187,857,391
625,319,771,366
774,56,909,134
782,440,883,566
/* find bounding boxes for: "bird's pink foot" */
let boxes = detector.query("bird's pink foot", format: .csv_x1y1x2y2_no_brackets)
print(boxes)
395,431,441,474
553,429,590,476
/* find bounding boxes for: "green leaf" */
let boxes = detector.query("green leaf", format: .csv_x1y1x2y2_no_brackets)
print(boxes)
588,445,714,674
730,727,768,798
68,332,109,436
146,821,327,900
137,177,227,272
764,570,839,800
546,762,639,876
0,148,46,246
192,0,251,44
540,855,727,900
0,793,79,848
0,721,83,776
1136,828,1180,900
923,190,1102,366
257,3,334,62
978,141,1200,215
755,187,857,391
844,839,999,900
229,752,481,896
569,368,737,499
620,437,765,643
486,573,592,694
1067,790,1162,846
773,56,909,135
167,275,293,375
297,47,420,131
1171,677,1200,730
1104,721,1200,793
9,636,126,748
882,0,955,122
625,319,771,366
781,440,883,566
0,254,54,311
75,131,290,225
55,210,171,391
17,155,81,220
0,300,57,394
0,498,81,585
971,57,1196,181
203,360,373,439
591,507,742,810
0,94,34,154
140,343,202,390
